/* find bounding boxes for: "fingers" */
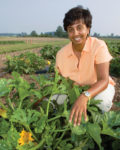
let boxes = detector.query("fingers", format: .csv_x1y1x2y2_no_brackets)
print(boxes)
69,108,75,123
73,110,79,126
77,111,82,125
69,107,87,126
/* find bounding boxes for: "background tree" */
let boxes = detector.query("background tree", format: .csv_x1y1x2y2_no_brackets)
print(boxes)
93,32,100,37
55,26,64,37
55,26,68,38
30,30,38,37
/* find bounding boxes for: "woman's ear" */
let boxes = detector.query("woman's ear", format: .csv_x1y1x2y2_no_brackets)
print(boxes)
87,28,90,37
87,28,90,35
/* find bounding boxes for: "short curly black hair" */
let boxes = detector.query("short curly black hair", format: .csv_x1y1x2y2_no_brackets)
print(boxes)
63,5,92,31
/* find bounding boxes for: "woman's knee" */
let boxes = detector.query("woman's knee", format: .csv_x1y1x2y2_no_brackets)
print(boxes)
93,84,115,113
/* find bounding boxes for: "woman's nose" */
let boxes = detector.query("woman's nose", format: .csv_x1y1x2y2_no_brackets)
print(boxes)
73,28,79,36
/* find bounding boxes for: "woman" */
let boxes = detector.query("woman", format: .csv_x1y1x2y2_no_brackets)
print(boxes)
55,6,115,126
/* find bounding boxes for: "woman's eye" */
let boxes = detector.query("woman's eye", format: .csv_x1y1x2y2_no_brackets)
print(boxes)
77,26,82,31
68,28,73,33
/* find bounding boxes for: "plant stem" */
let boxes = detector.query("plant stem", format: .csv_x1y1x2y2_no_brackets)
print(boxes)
47,115,62,122
46,70,59,116
53,130,66,150
46,94,52,117
19,99,23,109
50,128,70,133
80,138,89,148
29,139,45,150
7,97,14,111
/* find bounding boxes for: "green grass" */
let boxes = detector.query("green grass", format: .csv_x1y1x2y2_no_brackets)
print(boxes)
0,40,25,45
0,40,69,54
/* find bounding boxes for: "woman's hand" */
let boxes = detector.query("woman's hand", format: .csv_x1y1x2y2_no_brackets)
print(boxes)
69,94,89,126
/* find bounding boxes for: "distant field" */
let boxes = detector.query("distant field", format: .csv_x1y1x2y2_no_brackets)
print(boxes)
0,37,69,54
0,37,119,57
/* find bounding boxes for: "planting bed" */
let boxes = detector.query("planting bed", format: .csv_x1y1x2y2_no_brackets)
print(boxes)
0,48,119,111
0,38,120,149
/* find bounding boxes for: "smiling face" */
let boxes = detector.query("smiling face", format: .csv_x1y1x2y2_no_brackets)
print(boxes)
67,20,90,47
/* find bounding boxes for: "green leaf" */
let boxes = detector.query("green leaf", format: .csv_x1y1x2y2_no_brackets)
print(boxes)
6,125,20,149
59,140,73,150
0,118,10,138
73,85,80,97
101,122,117,138
10,109,40,126
12,71,21,79
103,111,120,127
114,102,120,107
18,87,29,101
34,115,47,133
44,133,53,147
18,80,30,101
27,109,41,125
30,89,43,99
0,79,11,97
71,124,86,135
0,125,20,150
87,123,102,150
0,140,10,150
101,111,120,138
10,108,28,125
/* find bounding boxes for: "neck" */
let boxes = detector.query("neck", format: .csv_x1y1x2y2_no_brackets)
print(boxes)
72,42,84,53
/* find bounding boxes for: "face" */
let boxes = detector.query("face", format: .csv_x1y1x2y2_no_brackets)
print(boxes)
67,20,90,46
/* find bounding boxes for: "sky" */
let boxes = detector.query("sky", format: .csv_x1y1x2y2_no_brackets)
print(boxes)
0,0,120,36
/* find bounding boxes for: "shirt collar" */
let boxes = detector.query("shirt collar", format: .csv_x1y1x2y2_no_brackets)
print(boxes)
68,37,91,57
82,37,91,52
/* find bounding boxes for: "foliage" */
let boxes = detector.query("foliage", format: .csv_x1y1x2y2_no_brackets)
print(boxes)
40,44,61,60
105,40,120,57
5,52,47,74
103,39,120,77
40,45,61,73
0,71,120,150
55,26,68,38
110,57,120,77
30,30,38,37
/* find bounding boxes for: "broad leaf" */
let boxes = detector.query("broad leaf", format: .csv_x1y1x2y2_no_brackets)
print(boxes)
87,123,102,150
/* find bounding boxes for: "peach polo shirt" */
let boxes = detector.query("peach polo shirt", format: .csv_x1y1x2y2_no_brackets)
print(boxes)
55,37,115,86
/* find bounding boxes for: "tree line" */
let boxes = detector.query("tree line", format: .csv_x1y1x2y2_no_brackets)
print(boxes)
26,27,120,38
1,26,120,38
29,26,68,38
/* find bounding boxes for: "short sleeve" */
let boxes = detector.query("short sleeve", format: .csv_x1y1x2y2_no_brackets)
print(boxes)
95,41,113,64
55,51,62,74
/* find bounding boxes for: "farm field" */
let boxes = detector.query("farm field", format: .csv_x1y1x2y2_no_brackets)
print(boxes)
0,37,69,54
0,37,119,99
0,36,119,109
0,37,69,68
0,36,120,150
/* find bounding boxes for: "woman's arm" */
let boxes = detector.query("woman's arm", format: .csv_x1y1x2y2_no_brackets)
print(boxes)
69,62,110,126
87,61,109,97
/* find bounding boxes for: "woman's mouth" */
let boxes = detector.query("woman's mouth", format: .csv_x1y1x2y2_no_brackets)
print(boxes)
74,37,81,42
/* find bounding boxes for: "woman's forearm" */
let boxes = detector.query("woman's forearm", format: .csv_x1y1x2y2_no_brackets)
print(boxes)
87,79,109,99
